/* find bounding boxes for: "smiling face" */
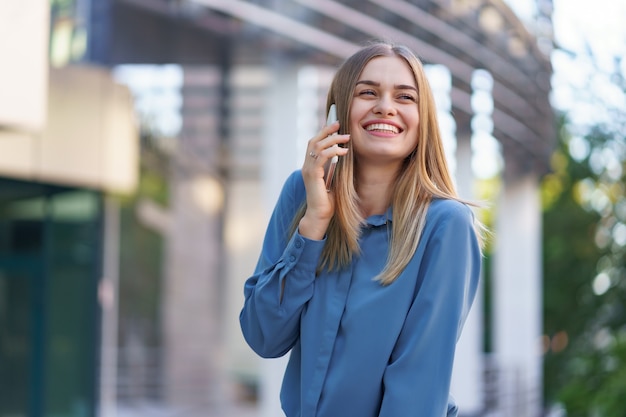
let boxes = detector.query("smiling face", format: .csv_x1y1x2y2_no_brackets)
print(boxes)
349,55,420,168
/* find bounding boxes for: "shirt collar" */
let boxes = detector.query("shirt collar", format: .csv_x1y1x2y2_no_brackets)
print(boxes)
364,206,393,227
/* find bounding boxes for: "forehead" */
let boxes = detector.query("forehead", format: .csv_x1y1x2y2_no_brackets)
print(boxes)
358,55,416,87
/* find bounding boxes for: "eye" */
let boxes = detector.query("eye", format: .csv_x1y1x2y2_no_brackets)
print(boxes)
398,93,416,101
358,89,376,96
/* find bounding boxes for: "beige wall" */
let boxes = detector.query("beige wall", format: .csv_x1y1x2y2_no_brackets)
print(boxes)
0,2,137,193
0,65,139,193
0,0,49,131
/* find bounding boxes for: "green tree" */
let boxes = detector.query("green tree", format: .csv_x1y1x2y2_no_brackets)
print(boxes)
542,55,626,416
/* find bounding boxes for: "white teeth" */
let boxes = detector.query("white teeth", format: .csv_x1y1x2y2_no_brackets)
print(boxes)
365,123,399,134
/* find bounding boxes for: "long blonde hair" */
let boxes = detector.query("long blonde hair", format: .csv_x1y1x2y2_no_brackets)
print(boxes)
294,41,482,285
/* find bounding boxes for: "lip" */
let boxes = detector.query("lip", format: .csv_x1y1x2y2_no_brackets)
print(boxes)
362,119,404,134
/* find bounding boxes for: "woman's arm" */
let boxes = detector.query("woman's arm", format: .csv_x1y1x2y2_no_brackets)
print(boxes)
378,201,481,417
239,171,325,358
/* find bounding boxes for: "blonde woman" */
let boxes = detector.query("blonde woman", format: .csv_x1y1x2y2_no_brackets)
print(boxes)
240,41,484,417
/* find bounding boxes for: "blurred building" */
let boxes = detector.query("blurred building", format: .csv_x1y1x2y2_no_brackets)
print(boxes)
0,1,554,417
0,1,138,416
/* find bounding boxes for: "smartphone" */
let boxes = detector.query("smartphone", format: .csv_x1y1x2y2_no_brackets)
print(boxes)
324,104,338,191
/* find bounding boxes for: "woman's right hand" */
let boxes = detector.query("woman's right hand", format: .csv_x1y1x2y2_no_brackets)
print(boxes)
299,121,350,240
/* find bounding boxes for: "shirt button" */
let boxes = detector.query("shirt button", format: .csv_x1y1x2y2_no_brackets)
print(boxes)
295,240,302,248
289,255,296,262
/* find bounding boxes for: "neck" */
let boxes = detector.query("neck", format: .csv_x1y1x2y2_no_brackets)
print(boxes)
355,165,398,217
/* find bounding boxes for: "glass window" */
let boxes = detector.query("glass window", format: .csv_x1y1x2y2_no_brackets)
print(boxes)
0,178,102,417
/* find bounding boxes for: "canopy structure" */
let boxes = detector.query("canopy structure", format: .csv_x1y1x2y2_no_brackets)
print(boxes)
108,0,554,178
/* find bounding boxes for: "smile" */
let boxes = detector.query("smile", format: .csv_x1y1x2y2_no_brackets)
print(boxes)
365,123,400,134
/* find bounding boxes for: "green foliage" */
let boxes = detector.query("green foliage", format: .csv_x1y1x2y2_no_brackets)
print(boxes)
542,113,626,415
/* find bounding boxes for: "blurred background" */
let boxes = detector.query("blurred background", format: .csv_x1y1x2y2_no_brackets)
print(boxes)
0,0,624,416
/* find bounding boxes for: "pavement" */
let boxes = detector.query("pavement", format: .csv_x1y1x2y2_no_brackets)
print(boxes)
116,401,260,417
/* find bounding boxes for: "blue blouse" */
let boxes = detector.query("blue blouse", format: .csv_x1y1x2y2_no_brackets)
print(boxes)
240,170,481,417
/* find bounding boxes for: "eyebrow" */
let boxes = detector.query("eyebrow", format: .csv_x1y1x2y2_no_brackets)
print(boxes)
356,80,418,92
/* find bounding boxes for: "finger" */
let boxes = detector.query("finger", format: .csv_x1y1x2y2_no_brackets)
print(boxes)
306,125,345,162
316,134,350,153
321,121,340,138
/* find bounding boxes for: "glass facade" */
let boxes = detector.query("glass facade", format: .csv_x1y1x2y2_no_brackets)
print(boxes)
49,0,88,67
0,177,102,417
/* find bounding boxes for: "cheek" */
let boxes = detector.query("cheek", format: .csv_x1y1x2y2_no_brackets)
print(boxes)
409,108,420,126
348,100,369,122
406,112,420,139
349,118,360,135
348,110,363,135
406,112,420,147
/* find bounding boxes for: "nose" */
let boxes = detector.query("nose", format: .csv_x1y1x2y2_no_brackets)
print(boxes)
373,94,397,116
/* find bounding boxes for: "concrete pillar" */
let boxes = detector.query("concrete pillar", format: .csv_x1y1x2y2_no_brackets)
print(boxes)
259,62,302,417
429,62,484,415
262,63,323,195
223,65,272,407
450,134,484,416
162,67,225,413
493,174,543,416
98,197,120,417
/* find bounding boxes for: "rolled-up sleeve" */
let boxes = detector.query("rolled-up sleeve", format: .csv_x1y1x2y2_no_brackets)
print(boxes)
378,202,481,417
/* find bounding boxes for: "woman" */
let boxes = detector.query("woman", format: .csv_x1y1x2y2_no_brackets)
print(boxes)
240,41,484,417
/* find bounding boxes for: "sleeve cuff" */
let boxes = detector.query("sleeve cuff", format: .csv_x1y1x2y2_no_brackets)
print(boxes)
283,230,325,271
